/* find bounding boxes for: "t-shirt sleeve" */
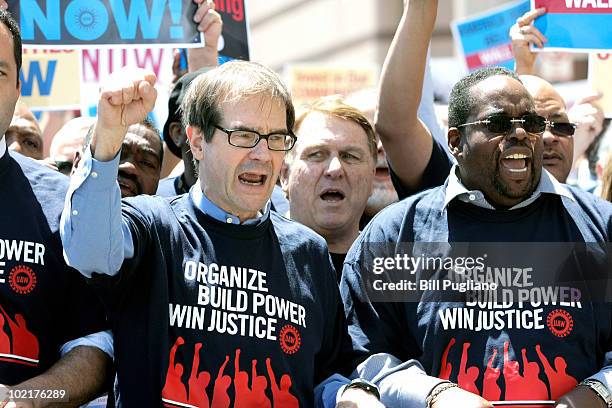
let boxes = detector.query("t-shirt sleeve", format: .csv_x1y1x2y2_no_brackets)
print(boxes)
390,138,452,200
59,266,109,346
340,256,420,368
314,254,359,385
86,198,156,317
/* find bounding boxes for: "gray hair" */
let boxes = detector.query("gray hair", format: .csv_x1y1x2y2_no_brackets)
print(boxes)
181,60,295,143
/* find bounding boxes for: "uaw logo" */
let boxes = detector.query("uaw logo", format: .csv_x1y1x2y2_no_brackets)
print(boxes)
9,265,37,295
547,309,573,338
279,325,301,355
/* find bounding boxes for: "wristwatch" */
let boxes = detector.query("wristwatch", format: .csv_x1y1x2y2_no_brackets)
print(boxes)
579,379,612,408
342,378,381,400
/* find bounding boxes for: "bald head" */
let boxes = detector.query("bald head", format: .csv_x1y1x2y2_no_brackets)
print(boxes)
50,116,95,175
520,75,573,183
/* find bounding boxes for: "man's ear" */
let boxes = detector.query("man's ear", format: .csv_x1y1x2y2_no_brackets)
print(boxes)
448,127,462,160
186,126,204,161
279,161,290,197
71,151,82,177
169,122,187,149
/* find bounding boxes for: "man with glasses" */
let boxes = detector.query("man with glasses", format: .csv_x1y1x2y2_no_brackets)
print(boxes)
520,75,576,184
60,61,381,407
340,1,612,407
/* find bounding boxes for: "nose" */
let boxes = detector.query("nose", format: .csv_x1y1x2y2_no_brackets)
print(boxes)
248,139,273,162
507,122,530,142
542,126,559,146
324,156,344,179
377,137,384,154
118,158,138,176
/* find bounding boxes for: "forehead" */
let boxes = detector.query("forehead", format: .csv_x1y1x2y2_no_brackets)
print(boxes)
124,125,162,154
219,94,286,129
9,117,40,135
0,22,15,66
295,111,369,151
469,76,534,119
532,85,567,119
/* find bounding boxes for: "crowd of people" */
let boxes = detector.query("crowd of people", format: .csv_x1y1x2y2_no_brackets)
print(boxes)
0,0,611,407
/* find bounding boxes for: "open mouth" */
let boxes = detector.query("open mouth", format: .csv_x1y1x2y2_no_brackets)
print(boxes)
238,172,267,186
500,152,530,174
320,189,345,202
375,167,390,179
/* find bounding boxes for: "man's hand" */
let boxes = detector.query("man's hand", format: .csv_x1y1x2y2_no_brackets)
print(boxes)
336,388,385,408
0,385,34,408
510,7,547,75
555,384,607,408
189,0,223,71
431,386,493,408
568,93,605,162
93,68,157,161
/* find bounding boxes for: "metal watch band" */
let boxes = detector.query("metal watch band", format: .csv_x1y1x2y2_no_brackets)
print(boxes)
580,379,612,408
342,378,381,401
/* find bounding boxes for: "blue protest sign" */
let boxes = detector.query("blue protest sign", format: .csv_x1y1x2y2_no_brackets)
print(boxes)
532,0,612,52
451,0,530,71
6,0,200,48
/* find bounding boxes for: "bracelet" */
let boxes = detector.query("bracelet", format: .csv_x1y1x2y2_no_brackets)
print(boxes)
426,382,459,408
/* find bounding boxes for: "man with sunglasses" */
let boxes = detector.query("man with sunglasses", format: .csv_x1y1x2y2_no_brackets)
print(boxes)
340,1,612,408
59,61,381,407
520,75,576,184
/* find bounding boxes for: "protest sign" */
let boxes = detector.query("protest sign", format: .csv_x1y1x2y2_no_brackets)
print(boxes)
80,48,175,129
588,53,612,118
214,0,250,60
285,64,377,108
532,0,612,52
7,0,200,48
451,0,530,71
20,49,81,111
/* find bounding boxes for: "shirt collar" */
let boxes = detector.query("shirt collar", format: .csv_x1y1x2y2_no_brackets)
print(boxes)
0,137,6,158
444,165,574,210
190,183,271,226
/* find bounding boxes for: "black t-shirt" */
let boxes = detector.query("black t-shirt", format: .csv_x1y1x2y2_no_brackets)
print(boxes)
156,175,190,197
389,138,452,200
0,151,107,384
330,252,346,283
89,194,354,407
342,184,612,403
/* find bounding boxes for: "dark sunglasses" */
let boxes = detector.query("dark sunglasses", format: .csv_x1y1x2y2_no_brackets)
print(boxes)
457,114,548,135
546,121,576,137
55,161,73,175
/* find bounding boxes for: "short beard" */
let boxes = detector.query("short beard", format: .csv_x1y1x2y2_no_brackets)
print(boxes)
492,162,538,199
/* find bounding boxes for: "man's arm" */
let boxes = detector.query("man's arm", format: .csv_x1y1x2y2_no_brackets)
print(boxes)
189,0,222,71
340,258,492,408
509,7,547,76
0,346,110,408
375,0,438,191
60,68,157,277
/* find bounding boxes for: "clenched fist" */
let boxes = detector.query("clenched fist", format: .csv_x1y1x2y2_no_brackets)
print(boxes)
93,68,157,161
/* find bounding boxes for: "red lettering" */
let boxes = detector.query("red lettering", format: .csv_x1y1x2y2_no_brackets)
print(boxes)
134,49,165,77
82,50,100,83
214,0,244,22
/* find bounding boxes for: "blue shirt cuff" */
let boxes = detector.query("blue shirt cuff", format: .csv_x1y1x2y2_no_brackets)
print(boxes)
60,330,114,359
